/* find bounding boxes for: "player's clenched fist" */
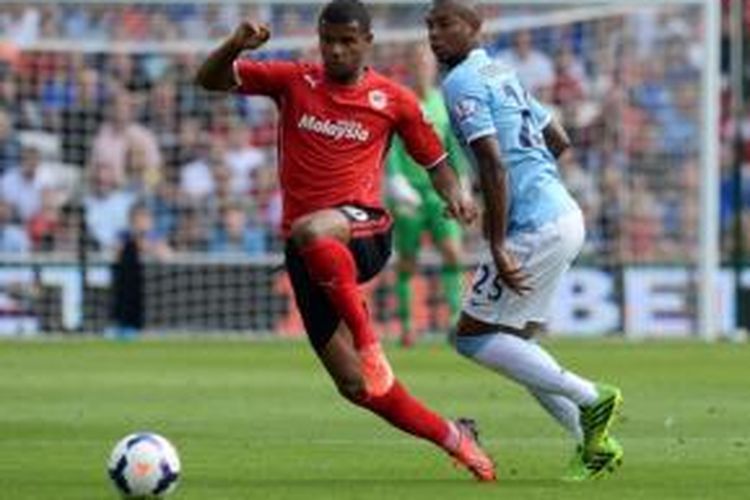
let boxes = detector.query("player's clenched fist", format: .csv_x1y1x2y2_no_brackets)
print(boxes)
444,193,478,227
231,21,271,51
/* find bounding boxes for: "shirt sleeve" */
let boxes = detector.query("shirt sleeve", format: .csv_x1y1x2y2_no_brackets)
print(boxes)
394,88,447,169
443,72,496,144
232,59,297,97
528,93,552,129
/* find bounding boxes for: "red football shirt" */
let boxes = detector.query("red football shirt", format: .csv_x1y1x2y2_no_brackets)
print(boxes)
233,59,447,236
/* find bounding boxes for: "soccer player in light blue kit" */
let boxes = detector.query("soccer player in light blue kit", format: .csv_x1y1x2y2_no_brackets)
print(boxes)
426,0,624,480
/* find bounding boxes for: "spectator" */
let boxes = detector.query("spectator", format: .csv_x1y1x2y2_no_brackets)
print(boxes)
277,7,312,37
60,67,106,167
145,79,180,166
1,145,50,222
208,203,266,256
248,162,282,243
171,204,209,252
661,23,700,85
496,29,554,98
720,146,750,253
247,103,278,148
656,82,699,160
45,201,87,253
124,142,161,197
206,162,241,218
26,186,62,251
623,176,661,262
90,90,162,184
224,119,265,194
83,160,136,251
597,166,626,264
172,117,204,175
39,54,75,130
119,202,172,261
142,179,180,239
0,73,24,128
598,85,650,160
631,59,672,116
104,51,150,93
559,152,599,226
552,44,588,108
1,5,41,48
170,52,213,124
179,139,224,201
0,198,30,253
0,108,21,174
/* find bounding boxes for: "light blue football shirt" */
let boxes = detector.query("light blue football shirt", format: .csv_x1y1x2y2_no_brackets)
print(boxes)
441,48,579,235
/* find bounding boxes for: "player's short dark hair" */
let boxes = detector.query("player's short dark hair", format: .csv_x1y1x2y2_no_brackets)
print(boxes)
319,0,372,33
431,0,482,28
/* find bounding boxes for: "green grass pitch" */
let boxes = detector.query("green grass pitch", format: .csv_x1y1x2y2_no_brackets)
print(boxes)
1,338,749,499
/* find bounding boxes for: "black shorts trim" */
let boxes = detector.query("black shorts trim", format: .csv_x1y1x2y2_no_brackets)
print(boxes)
336,205,393,239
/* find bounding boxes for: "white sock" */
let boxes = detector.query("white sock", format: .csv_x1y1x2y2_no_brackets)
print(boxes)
454,333,598,406
529,389,583,443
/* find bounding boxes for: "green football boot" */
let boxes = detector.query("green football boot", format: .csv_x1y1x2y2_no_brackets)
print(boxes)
563,436,624,481
579,383,623,453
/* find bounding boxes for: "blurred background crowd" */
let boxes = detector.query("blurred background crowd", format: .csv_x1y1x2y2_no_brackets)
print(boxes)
0,0,748,266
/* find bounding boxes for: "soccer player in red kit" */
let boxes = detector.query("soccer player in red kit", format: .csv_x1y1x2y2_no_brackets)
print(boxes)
195,0,495,482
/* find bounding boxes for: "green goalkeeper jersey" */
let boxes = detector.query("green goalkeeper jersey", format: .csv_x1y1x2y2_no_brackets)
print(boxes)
387,88,469,191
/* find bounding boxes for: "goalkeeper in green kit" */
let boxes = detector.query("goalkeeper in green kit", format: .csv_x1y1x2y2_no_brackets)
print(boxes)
386,43,470,347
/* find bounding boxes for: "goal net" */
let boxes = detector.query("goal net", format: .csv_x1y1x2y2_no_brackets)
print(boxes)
0,0,728,339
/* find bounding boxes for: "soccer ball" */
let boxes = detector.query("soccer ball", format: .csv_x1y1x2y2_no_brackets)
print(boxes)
107,432,181,498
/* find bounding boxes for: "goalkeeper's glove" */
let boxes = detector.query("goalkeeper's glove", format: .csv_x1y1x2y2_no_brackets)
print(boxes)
387,173,422,213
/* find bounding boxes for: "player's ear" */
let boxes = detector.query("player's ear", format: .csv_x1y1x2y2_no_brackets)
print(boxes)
363,31,374,45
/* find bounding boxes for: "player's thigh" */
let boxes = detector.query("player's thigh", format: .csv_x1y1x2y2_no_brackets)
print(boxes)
290,208,351,245
284,206,392,351
463,211,584,330
392,207,425,259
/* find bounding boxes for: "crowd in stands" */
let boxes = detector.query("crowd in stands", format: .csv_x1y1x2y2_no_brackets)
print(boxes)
0,1,747,266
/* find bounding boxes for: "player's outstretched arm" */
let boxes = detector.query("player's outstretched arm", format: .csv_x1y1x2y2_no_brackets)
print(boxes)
542,117,571,159
195,21,271,92
470,135,531,295
428,160,477,226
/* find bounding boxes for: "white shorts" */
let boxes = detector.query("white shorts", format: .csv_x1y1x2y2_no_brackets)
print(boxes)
463,209,585,329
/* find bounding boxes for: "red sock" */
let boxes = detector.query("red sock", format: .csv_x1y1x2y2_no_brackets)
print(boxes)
299,238,377,349
354,380,453,449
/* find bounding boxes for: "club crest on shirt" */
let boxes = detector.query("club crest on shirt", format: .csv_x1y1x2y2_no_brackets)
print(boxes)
368,90,388,110
454,97,479,122
303,74,319,89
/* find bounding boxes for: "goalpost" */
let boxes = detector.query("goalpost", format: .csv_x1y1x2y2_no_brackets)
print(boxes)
3,0,722,339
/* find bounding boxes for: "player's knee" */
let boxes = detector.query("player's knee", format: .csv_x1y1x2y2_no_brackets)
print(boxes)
451,332,483,359
289,217,322,247
443,252,461,268
290,212,348,247
398,257,417,275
